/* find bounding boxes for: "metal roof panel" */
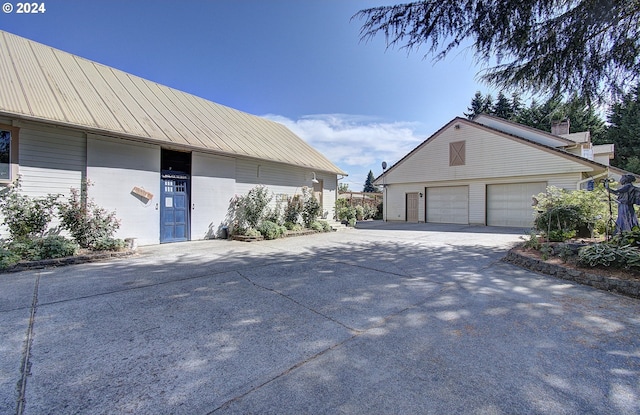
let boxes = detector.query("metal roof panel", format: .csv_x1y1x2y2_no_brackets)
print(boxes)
0,30,346,175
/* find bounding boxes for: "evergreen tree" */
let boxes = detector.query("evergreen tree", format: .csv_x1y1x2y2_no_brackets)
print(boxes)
354,1,640,103
465,91,486,119
363,170,379,192
468,91,606,140
493,92,513,119
561,95,606,143
482,94,494,115
513,99,545,131
606,85,640,174
510,93,524,120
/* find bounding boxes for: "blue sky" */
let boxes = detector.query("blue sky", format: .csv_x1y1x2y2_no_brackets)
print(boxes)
1,0,492,189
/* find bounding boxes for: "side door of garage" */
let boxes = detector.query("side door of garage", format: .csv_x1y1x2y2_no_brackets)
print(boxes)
406,192,420,222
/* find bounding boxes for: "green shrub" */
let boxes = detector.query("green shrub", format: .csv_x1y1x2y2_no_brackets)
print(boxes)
539,243,553,260
227,185,273,233
284,195,303,225
7,238,43,261
57,185,121,250
284,221,303,231
310,221,323,231
355,205,365,220
348,218,356,227
91,237,126,251
0,179,59,239
39,235,78,258
265,200,284,226
258,221,283,240
547,229,577,242
376,202,384,219
0,248,20,269
578,244,640,269
302,187,321,227
533,186,612,238
319,220,332,232
612,228,640,247
337,206,357,223
534,205,582,241
362,204,378,220
521,232,542,250
243,228,262,237
6,236,77,261
555,244,577,263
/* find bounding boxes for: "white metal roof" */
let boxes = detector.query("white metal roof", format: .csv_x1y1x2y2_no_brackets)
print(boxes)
0,30,346,175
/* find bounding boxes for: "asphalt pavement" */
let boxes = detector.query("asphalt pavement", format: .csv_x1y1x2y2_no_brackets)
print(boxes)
1,222,639,414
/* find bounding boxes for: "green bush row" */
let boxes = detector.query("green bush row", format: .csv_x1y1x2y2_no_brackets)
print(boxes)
335,198,381,226
0,179,125,269
227,185,331,239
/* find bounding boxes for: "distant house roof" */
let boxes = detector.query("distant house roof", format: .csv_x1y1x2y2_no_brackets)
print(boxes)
374,116,617,184
0,30,346,175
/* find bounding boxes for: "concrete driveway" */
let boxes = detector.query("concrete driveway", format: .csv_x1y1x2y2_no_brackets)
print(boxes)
1,222,639,415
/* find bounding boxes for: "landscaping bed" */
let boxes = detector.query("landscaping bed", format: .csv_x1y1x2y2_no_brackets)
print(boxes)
232,228,323,242
1,249,136,273
504,243,640,298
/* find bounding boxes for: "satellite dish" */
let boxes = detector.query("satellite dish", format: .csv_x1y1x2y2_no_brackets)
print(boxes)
382,161,387,170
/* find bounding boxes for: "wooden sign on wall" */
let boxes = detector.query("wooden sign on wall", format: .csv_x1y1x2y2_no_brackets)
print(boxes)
131,186,153,201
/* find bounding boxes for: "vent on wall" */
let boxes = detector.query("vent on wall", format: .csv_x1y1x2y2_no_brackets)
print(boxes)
449,141,466,166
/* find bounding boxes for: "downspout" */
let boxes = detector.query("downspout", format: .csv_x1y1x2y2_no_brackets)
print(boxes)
576,171,609,190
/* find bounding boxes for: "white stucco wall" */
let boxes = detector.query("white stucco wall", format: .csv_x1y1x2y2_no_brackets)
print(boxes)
87,135,160,246
191,152,236,239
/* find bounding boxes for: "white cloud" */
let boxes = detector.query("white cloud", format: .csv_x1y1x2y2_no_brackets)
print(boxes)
263,113,426,190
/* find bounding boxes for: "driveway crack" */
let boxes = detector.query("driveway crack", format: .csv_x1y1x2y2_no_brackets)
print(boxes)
235,270,359,333
15,271,40,415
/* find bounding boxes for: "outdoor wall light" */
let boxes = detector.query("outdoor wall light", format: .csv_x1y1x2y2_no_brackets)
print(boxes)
311,172,319,184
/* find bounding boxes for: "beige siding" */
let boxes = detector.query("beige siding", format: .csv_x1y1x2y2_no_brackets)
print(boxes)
385,123,598,185
384,183,425,221
548,174,583,190
18,122,85,197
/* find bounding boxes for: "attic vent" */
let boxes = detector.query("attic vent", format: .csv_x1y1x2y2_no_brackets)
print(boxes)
449,141,466,166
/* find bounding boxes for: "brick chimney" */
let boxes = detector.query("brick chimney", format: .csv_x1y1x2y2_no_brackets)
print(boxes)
551,119,570,135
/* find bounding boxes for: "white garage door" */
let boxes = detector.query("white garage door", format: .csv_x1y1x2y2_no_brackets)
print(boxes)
426,186,469,224
487,182,547,227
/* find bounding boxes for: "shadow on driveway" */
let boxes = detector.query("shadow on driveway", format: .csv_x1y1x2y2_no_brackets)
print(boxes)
1,230,639,414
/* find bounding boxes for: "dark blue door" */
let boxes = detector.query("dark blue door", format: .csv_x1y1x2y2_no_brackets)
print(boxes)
160,171,190,243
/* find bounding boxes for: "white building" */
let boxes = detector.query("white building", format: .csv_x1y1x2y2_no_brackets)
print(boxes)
375,115,633,228
0,31,346,245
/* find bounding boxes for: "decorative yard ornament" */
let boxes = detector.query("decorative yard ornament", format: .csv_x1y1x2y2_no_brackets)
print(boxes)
606,174,640,234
